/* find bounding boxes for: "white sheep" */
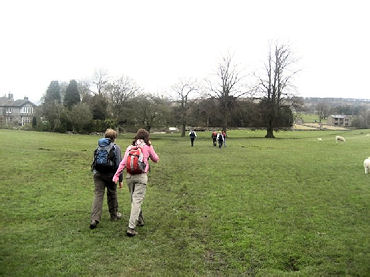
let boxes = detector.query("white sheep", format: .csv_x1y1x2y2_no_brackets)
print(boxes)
317,138,322,141
364,157,370,174
335,135,346,143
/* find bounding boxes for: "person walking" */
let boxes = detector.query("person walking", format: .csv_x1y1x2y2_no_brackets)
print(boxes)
90,128,123,229
222,130,227,147
211,131,217,146
217,131,224,148
189,129,197,147
113,129,159,237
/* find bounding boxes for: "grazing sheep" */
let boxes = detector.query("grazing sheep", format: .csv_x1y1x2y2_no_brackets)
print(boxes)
317,138,322,141
336,135,346,142
364,157,370,174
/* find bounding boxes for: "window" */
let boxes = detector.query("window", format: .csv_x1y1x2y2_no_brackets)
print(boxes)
21,106,33,114
21,116,32,126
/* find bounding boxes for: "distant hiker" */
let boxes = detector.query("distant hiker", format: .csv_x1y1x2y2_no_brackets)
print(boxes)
189,130,197,147
113,129,159,237
90,128,123,229
217,132,224,148
222,130,227,147
211,131,217,146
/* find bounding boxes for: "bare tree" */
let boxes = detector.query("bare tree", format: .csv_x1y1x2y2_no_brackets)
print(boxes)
258,43,298,138
78,79,92,102
209,55,244,131
92,69,110,95
353,108,370,128
172,79,198,136
316,102,330,127
106,76,141,124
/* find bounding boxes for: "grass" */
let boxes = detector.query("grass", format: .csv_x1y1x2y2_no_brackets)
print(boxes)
300,113,327,124
0,129,369,276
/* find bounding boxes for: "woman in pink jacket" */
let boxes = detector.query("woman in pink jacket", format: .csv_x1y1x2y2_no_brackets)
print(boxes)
113,129,159,237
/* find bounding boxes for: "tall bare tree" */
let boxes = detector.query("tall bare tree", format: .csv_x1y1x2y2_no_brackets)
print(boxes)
78,80,92,102
258,44,298,138
92,69,109,95
316,102,330,124
172,79,198,136
106,76,140,124
210,55,243,131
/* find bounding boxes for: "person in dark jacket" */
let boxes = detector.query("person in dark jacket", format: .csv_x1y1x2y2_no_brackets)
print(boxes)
211,131,217,146
217,131,224,148
90,128,123,229
189,130,197,147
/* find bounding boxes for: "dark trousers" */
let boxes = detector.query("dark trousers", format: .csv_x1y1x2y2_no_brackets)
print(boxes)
212,138,216,146
91,172,118,222
190,138,195,146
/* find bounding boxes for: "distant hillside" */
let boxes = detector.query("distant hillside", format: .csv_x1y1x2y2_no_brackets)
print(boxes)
304,97,370,105
303,97,370,114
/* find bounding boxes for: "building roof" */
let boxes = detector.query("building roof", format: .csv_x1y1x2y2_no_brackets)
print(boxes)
330,115,351,119
13,99,35,106
0,96,36,107
0,96,12,106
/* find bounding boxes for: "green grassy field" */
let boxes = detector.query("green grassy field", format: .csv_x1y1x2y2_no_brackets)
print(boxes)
300,113,327,124
0,129,369,276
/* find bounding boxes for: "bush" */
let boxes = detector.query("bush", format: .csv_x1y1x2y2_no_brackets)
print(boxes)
90,119,116,132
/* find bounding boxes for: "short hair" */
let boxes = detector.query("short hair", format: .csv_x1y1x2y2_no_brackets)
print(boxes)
104,128,117,141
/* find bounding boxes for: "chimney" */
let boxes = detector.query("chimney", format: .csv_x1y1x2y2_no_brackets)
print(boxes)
8,93,14,100
24,97,28,100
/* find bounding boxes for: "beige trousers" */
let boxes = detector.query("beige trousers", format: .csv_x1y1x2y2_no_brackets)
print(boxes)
91,172,118,222
126,173,148,229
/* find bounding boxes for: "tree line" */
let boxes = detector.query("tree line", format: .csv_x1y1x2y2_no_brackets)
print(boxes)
34,43,301,137
303,98,370,128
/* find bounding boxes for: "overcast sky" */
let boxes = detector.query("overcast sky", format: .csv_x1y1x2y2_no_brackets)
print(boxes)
0,0,369,104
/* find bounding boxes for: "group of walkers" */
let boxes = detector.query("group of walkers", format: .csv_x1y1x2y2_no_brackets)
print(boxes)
89,127,226,237
189,129,227,148
211,130,227,148
90,128,159,237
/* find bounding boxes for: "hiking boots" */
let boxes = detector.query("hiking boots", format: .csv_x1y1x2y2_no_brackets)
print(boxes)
111,212,122,221
126,227,138,237
89,220,99,229
137,211,144,227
